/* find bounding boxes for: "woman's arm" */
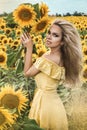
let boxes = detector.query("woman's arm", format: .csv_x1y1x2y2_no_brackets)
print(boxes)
21,32,40,77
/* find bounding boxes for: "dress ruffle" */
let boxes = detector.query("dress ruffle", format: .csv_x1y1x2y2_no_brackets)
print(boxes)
34,57,65,80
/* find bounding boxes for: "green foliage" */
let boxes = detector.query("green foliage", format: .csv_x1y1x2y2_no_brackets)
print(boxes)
78,29,87,37
57,85,71,103
12,118,44,130
33,3,41,19
0,67,36,104
7,45,23,70
4,12,18,28
16,58,24,73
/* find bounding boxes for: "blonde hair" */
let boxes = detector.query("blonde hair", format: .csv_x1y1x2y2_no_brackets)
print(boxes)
53,19,83,85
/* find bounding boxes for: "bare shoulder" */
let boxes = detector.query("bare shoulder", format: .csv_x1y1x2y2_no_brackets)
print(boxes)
42,52,60,65
42,51,63,67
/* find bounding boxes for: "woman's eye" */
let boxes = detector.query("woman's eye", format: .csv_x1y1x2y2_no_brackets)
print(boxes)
53,33,58,37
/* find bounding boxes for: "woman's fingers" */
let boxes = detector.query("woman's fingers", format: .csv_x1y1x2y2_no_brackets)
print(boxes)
23,31,30,39
23,32,27,39
21,33,28,42
26,32,30,38
25,31,30,38
20,32,33,48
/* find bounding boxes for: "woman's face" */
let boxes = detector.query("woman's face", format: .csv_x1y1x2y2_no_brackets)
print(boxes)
46,24,63,48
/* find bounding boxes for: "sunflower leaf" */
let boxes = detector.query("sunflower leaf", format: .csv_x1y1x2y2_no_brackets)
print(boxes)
23,118,44,130
7,52,17,67
16,58,24,73
33,3,41,19
7,45,23,67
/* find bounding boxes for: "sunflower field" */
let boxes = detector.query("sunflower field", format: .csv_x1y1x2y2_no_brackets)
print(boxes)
0,2,87,130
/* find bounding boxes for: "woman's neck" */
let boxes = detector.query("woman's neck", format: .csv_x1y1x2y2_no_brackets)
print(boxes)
50,47,61,55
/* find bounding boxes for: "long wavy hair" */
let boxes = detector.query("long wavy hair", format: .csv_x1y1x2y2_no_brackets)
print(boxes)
53,19,83,85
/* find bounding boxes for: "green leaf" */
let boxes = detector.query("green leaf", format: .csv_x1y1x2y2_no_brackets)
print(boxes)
16,58,24,73
4,12,18,28
7,52,17,67
7,45,23,67
33,3,41,19
24,124,44,130
23,119,44,130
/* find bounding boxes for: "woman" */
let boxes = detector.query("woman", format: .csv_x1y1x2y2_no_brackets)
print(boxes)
21,19,82,130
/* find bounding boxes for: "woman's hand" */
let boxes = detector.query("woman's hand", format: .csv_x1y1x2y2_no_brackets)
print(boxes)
20,32,33,49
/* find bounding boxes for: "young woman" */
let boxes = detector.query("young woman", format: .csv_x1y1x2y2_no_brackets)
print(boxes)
21,19,82,130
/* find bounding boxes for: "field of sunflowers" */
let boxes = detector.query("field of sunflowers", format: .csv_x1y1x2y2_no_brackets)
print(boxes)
0,2,87,130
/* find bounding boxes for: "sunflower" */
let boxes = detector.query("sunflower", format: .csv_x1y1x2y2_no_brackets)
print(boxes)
39,2,49,17
16,28,22,36
36,45,47,57
32,53,38,63
33,35,42,43
81,40,86,46
0,34,6,40
11,45,18,50
13,4,36,27
4,28,11,35
0,23,6,30
0,40,1,44
8,38,13,46
0,45,7,52
83,56,87,64
13,39,20,46
0,51,7,66
0,85,28,114
0,107,14,130
2,38,8,45
82,65,87,82
82,45,87,56
84,34,87,40
32,17,50,34
35,43,43,49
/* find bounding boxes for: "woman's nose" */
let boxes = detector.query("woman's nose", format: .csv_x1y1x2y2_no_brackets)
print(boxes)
47,34,51,39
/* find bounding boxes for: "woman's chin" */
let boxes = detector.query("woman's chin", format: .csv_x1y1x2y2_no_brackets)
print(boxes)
45,43,51,48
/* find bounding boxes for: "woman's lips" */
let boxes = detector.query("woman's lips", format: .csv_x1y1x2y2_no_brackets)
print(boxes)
46,39,51,44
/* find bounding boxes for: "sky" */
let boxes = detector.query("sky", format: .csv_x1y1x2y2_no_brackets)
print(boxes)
0,0,87,15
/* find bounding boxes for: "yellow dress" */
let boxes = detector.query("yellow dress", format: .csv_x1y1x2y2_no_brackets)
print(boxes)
29,57,68,130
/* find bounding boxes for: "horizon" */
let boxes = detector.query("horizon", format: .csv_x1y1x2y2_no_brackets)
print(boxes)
0,0,87,15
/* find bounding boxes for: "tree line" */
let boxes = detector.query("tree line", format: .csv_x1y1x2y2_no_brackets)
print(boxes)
55,11,87,16
0,11,87,17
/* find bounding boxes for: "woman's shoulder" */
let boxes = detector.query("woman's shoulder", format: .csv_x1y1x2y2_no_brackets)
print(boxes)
42,51,64,67
34,53,65,80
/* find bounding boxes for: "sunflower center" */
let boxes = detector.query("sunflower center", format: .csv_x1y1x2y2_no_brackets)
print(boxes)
0,112,5,125
1,94,19,109
0,55,5,62
1,25,5,29
6,29,11,34
84,50,87,55
3,40,8,44
2,48,6,51
37,21,47,31
83,69,87,78
19,9,32,21
85,60,87,64
14,41,19,45
1,36,5,40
